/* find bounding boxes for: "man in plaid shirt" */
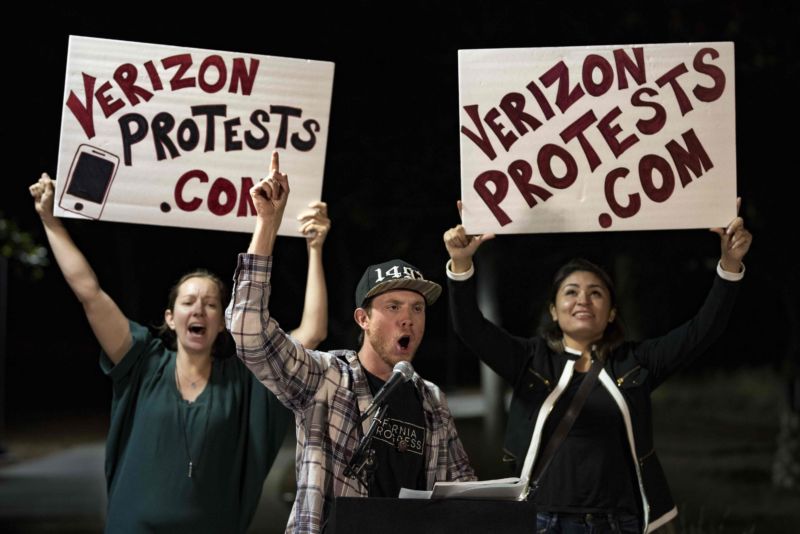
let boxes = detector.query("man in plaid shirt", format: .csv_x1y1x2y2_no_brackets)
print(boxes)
227,153,475,534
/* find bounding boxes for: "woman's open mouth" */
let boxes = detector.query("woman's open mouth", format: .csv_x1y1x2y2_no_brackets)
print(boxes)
188,324,207,335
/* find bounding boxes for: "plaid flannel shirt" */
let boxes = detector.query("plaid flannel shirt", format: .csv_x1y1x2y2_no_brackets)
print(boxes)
227,254,475,534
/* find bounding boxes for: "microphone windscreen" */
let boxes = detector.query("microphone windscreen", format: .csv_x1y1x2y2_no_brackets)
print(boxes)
393,361,414,381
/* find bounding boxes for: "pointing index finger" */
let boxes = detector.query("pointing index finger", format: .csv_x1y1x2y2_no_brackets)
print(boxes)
270,151,280,175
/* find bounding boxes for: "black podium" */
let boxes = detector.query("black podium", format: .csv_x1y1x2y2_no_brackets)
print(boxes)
328,497,537,533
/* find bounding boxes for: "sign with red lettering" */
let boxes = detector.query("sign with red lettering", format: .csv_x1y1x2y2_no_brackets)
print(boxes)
458,43,736,233
55,35,334,235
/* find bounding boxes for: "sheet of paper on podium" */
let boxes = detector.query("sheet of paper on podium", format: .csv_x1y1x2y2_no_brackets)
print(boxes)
399,477,528,501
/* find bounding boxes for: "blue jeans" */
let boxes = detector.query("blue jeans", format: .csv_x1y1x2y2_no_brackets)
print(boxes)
536,512,641,534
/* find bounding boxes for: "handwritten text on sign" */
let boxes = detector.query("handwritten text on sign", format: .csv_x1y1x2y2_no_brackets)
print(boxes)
56,35,334,235
458,43,736,234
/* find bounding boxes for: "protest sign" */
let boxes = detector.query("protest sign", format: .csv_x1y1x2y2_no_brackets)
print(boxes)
56,35,334,236
458,43,736,233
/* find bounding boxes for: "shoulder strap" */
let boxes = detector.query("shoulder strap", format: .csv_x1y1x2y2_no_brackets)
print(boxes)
530,358,602,493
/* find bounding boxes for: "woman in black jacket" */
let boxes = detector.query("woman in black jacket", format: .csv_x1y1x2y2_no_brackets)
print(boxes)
443,201,752,534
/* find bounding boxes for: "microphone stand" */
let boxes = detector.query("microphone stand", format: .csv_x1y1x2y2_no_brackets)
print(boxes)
345,403,389,484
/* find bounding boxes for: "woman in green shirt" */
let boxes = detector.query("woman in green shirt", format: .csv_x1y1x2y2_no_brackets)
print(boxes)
29,170,330,533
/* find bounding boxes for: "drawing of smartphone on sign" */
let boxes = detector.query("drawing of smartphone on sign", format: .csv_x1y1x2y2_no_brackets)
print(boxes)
59,145,120,220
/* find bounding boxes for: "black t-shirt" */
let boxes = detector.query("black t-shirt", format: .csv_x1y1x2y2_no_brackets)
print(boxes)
363,368,428,497
533,370,641,515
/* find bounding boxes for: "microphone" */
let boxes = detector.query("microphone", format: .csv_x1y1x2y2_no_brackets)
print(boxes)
359,361,414,422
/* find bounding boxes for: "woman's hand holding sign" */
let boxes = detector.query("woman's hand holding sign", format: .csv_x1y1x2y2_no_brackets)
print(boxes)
443,200,496,274
711,197,752,273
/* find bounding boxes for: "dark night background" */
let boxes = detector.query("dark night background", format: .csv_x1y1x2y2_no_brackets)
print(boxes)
1,0,798,531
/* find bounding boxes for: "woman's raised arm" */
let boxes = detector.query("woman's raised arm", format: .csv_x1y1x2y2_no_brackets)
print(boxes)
290,200,330,349
30,173,131,364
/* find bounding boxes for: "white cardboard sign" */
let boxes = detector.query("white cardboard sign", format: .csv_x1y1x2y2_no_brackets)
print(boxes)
56,35,334,236
458,42,736,234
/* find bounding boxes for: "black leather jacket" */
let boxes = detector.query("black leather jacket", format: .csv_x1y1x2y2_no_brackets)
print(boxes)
448,270,740,533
